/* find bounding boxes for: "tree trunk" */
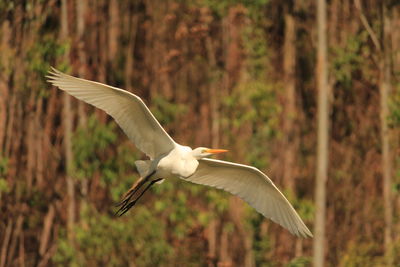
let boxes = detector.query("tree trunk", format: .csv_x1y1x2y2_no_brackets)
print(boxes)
76,0,87,126
206,219,217,267
124,11,139,91
0,21,11,152
313,0,329,266
39,204,55,258
381,1,393,263
282,5,300,259
206,34,220,267
61,0,75,243
354,0,394,262
229,197,254,267
219,227,231,266
0,219,12,267
108,0,119,63
282,5,297,192
390,3,400,248
206,35,220,150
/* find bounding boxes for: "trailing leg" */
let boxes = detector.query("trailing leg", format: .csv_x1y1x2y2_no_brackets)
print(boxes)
115,170,155,215
116,178,163,216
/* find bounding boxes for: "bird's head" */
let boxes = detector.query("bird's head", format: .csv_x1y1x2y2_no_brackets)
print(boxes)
192,147,228,159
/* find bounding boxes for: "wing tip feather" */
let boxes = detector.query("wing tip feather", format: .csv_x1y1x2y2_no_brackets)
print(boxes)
46,67,63,85
295,226,313,238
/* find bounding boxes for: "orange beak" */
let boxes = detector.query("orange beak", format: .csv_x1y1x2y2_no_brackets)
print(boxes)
204,149,229,154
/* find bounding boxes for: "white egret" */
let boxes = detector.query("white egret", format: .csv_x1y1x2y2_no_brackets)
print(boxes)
47,68,312,238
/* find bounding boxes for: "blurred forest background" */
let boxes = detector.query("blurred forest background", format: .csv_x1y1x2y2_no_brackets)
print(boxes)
1,0,400,266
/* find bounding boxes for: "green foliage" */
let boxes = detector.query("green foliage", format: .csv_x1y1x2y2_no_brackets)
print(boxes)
0,178,9,193
331,31,369,87
251,214,274,266
0,156,9,193
6,0,395,265
53,229,77,267
392,240,400,266
73,114,142,202
205,188,229,213
54,179,215,266
224,80,280,169
286,257,311,267
395,156,400,195
108,144,141,202
25,31,69,98
0,0,15,14
54,205,173,266
26,34,69,78
192,0,269,18
390,84,400,198
228,12,280,170
242,20,270,80
339,241,387,267
150,96,187,126
0,156,8,177
389,83,400,128
285,190,315,223
73,115,117,180
68,110,221,265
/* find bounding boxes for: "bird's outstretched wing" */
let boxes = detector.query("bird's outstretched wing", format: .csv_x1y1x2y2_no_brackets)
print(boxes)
185,158,312,238
47,68,176,159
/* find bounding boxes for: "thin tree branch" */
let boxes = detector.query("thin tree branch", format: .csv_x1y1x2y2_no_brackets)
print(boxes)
0,219,13,267
354,0,382,53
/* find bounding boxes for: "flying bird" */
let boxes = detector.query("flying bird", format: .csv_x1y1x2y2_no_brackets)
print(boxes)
47,68,312,238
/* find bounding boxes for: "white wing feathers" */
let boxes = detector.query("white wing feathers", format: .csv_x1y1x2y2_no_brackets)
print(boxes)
186,158,313,238
47,68,176,159
47,68,311,237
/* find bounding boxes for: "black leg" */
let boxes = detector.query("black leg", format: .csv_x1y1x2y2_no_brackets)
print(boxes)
116,178,163,216
115,170,156,213
115,177,144,207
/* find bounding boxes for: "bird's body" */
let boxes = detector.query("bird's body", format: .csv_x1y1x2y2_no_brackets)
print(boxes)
47,68,313,238
156,145,199,178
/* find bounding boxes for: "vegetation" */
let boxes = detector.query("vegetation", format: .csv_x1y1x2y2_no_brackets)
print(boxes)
0,0,399,266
